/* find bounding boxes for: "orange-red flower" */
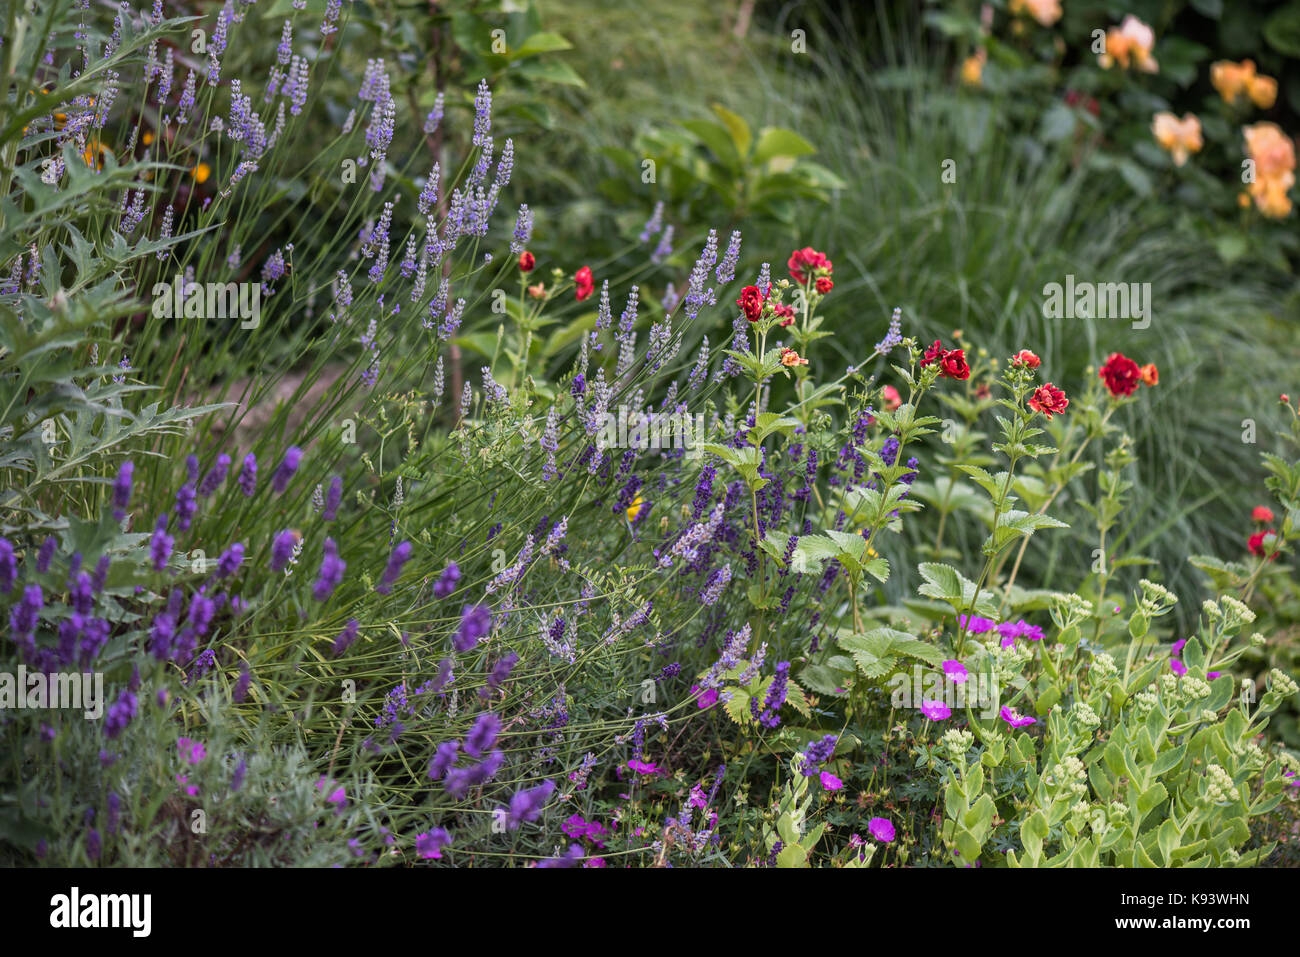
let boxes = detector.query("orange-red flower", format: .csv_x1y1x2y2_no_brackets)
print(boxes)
1011,350,1041,369
1253,506,1275,524
1028,383,1069,419
787,247,832,285
881,384,901,411
815,276,833,294
518,251,535,273
780,348,808,367
1139,363,1159,386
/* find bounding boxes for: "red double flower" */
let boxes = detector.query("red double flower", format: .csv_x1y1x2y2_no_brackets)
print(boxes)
787,247,833,285
574,266,595,301
736,285,766,322
1029,383,1070,418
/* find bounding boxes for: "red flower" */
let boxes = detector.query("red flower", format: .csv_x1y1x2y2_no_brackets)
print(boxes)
921,339,946,367
1140,363,1159,386
736,285,766,323
518,251,535,273
939,349,970,380
774,303,796,327
815,277,833,294
787,246,833,285
1028,383,1070,418
1248,530,1278,560
1098,352,1142,397
1253,506,1275,524
574,266,595,301
881,384,901,411
1011,350,1041,369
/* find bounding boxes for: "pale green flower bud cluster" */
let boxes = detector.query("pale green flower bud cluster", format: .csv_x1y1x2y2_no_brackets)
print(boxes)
1159,673,1179,699
1219,596,1255,627
1089,652,1118,681
1205,764,1240,803
1199,709,1219,724
1268,669,1298,698
1138,579,1178,616
1050,592,1093,629
1133,687,1161,718
1180,676,1211,702
1250,632,1267,648
1071,701,1101,728
942,728,974,760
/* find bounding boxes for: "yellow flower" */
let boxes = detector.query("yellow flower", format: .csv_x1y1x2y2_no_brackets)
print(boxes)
1248,74,1278,110
1098,16,1157,73
626,495,646,522
1243,122,1296,219
1151,112,1202,167
1009,0,1062,27
1211,60,1277,110
142,129,156,146
960,50,986,87
192,162,211,184
82,141,113,170
1211,59,1255,103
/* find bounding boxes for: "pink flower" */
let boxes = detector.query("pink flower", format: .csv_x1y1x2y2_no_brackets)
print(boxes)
1170,658,1188,676
1000,706,1036,728
176,737,206,764
820,771,843,791
693,685,719,709
316,776,347,807
921,700,952,721
868,817,895,843
175,773,199,797
627,759,659,775
943,659,969,683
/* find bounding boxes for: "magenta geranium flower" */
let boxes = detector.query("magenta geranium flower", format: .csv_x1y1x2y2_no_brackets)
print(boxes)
176,737,206,764
1171,638,1187,657
692,685,718,709
1170,658,1188,676
868,817,895,842
996,619,1044,646
1000,706,1036,728
942,659,968,683
920,700,951,721
415,828,451,859
628,759,659,775
820,771,843,791
958,615,997,634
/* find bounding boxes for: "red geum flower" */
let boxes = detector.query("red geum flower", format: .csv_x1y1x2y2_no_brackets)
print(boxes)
1248,530,1279,560
921,339,946,367
787,246,833,285
1253,506,1275,524
1028,382,1070,419
1140,363,1159,386
815,276,833,294
1011,350,1041,369
774,303,796,327
882,384,901,411
518,251,535,273
736,285,766,322
939,349,970,380
1098,352,1142,397
574,266,595,301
